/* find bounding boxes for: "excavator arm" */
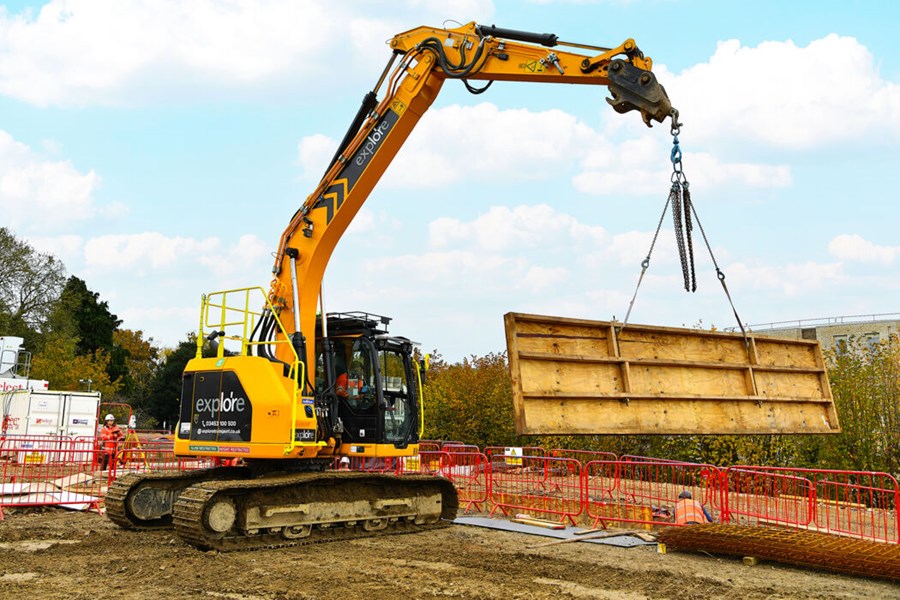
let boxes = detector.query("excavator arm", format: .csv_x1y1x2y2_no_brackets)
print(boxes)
266,22,675,386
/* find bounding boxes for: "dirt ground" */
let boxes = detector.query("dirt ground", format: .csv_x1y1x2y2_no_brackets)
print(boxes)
0,507,897,600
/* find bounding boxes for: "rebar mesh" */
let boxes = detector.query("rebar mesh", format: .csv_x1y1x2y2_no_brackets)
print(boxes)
658,524,900,581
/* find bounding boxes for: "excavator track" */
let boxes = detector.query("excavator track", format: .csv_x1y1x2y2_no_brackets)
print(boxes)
106,467,249,530
172,471,458,551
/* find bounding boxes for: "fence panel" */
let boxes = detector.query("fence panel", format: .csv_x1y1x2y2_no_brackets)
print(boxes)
0,435,78,463
550,449,617,463
726,466,900,543
484,445,545,458
444,452,489,512
111,443,215,476
816,472,899,543
442,443,480,454
722,467,815,529
488,455,583,524
585,460,721,529
328,455,403,474
417,440,442,453
0,442,105,517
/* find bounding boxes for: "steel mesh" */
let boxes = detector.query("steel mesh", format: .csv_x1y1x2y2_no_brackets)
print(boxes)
658,524,900,582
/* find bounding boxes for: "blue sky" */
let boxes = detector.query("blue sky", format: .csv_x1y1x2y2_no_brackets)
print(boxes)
1,0,899,360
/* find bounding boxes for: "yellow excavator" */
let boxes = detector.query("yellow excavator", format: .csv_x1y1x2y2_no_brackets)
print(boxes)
106,21,675,550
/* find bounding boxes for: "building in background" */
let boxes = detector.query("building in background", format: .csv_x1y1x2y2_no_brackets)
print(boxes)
745,313,900,352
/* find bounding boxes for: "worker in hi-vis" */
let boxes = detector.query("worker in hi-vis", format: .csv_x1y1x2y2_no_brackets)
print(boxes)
674,490,713,524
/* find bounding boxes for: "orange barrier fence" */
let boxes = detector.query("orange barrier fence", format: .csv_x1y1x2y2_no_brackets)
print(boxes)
723,466,900,544
0,440,106,518
484,445,546,458
0,436,208,518
488,455,583,525
111,444,215,477
1,434,898,545
585,460,721,529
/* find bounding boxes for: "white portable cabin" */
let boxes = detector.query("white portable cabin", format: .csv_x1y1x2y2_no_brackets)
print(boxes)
1,389,101,438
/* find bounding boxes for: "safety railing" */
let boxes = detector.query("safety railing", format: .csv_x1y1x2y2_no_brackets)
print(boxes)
111,443,215,476
484,445,546,459
585,460,722,529
444,451,489,513
488,455,583,524
443,443,480,454
2,435,898,545
329,455,404,474
417,440,442,453
724,466,900,544
0,441,105,518
550,448,616,463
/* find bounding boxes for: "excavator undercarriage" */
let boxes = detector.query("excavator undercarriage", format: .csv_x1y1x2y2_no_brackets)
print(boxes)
106,469,458,551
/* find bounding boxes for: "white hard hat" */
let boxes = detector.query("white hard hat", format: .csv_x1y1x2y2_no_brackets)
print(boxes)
105,414,115,421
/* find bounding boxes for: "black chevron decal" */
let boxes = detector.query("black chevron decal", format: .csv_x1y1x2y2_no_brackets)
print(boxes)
311,108,400,225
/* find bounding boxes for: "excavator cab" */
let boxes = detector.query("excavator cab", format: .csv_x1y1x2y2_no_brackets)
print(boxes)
316,312,421,454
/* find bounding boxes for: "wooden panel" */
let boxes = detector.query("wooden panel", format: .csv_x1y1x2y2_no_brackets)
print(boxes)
505,313,841,435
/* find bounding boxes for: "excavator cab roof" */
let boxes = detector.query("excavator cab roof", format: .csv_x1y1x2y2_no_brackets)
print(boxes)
316,312,393,338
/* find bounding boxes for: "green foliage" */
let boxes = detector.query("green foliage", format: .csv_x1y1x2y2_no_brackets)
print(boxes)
54,276,122,356
819,335,900,474
30,334,122,398
0,227,67,347
423,352,529,448
145,338,197,429
145,335,218,429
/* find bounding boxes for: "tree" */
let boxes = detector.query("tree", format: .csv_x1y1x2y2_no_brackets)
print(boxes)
54,276,122,355
0,227,67,346
113,328,161,409
820,335,900,473
146,335,217,430
49,276,127,383
29,334,122,398
423,352,529,447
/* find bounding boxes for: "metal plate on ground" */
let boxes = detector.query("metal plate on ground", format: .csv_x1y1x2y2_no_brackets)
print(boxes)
505,312,841,435
453,516,652,547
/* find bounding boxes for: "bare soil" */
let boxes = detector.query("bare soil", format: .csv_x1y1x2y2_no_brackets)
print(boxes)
0,507,897,600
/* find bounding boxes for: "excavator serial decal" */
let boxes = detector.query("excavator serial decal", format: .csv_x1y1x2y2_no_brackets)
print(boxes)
313,109,401,225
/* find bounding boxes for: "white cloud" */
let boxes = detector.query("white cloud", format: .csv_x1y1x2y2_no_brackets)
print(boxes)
366,250,523,285
726,261,845,296
305,102,790,195
25,234,83,259
573,134,791,195
660,35,900,148
828,234,900,265
522,265,569,290
0,130,102,232
0,0,495,106
297,133,337,180
386,103,595,187
428,204,606,251
83,231,269,277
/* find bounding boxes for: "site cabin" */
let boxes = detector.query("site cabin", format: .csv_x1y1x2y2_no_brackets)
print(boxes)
504,313,840,435
1,389,101,438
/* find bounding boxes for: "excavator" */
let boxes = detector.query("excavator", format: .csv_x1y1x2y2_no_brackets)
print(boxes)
106,21,675,550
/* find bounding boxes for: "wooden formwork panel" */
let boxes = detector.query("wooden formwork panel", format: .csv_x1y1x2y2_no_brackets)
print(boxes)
505,313,841,435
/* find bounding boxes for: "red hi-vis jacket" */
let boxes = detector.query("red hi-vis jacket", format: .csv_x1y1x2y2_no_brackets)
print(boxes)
675,499,711,525
101,424,124,454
